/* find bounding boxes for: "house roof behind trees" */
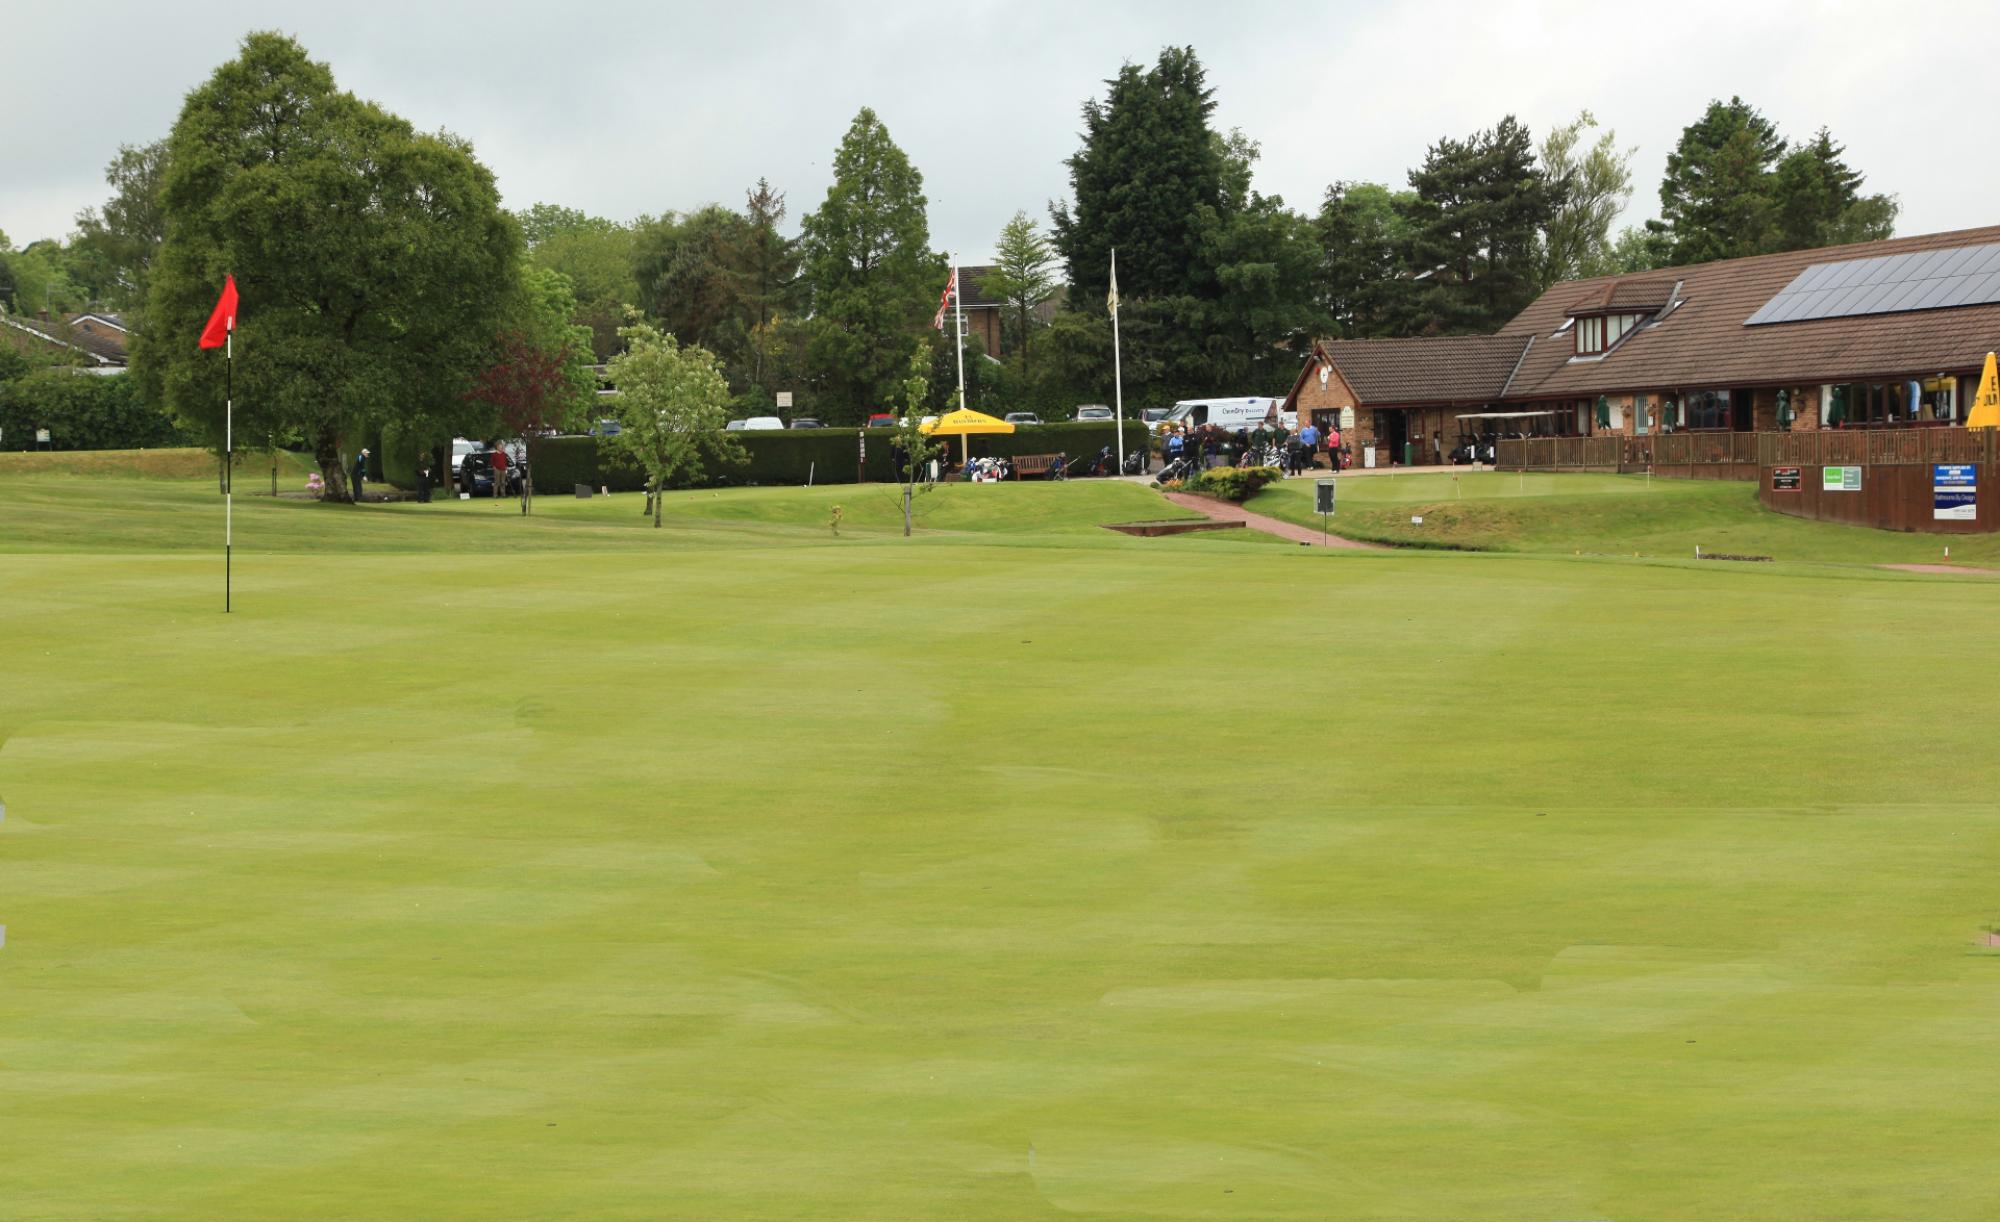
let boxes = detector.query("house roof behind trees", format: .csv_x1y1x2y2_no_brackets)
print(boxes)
1,312,129,366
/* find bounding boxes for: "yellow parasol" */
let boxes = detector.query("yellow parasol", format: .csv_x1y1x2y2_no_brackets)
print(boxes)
920,408,1016,464
1966,351,2000,429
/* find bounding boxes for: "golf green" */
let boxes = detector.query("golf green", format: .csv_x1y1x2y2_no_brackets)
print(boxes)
4,464,1998,1218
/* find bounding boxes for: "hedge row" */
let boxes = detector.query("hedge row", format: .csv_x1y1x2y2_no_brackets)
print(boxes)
528,420,1150,491
0,369,196,452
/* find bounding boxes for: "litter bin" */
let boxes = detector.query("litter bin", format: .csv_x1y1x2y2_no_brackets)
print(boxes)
1403,441,1415,466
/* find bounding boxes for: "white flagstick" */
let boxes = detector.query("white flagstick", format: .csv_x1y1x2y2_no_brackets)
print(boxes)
1110,248,1125,476
225,324,233,614
952,260,966,413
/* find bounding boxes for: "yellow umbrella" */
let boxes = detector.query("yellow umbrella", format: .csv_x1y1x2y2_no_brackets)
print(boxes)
1966,351,2000,429
920,408,1016,465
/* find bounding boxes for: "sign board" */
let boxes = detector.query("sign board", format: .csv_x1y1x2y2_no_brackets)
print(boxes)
775,391,793,409
35,428,51,444
1314,478,1336,515
1822,465,1862,492
1772,466,1801,492
1934,463,1977,521
1363,445,1377,469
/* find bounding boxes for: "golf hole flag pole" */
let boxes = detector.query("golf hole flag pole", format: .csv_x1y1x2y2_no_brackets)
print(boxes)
1109,248,1125,475
199,275,239,612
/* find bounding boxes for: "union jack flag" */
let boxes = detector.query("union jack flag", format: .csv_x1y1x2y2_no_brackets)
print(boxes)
931,268,957,331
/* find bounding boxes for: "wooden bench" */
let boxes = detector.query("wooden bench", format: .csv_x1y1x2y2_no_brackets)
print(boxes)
1011,453,1061,479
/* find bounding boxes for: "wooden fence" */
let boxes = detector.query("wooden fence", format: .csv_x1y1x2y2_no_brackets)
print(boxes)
1498,428,1994,478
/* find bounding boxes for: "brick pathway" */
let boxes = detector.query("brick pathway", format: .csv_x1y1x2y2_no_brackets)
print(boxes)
1161,492,1382,549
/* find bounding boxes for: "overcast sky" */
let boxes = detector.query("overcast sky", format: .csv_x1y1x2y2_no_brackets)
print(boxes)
5,1,1989,264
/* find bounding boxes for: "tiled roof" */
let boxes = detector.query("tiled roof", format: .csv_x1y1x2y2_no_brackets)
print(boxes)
1,313,128,365
1564,278,1676,315
1316,333,1533,405
957,265,1003,309
1501,224,2000,399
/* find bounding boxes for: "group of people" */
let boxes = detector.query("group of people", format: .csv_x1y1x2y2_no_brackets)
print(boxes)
1158,418,1351,477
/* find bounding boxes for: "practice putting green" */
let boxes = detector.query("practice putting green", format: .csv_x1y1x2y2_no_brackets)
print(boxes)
4,461,1999,1217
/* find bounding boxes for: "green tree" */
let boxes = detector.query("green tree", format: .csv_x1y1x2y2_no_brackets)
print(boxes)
1314,182,1412,338
0,234,88,317
634,205,755,369
518,204,640,362
1051,46,1223,304
464,263,597,511
136,32,518,502
1539,111,1635,284
798,108,938,423
889,341,941,536
739,178,799,400
1771,128,1898,252
1608,225,1674,274
1398,115,1555,334
604,319,742,527
71,140,170,312
1656,97,1786,265
982,211,1057,373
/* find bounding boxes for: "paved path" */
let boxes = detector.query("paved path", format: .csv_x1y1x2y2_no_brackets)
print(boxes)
1161,492,1382,549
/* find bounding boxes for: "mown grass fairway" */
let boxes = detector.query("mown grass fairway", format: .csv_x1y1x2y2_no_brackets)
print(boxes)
4,456,2000,1218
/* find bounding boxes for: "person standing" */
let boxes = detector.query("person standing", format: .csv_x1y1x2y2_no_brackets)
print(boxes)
1298,420,1319,476
1326,423,1343,471
489,442,509,505
351,448,368,501
416,458,433,504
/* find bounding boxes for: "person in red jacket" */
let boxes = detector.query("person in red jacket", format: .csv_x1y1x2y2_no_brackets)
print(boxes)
489,442,509,504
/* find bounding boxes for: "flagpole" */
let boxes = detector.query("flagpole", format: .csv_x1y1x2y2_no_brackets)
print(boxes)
225,326,232,614
1111,248,1125,476
952,258,966,413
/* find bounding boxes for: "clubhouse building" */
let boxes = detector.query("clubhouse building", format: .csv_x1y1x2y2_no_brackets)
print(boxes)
1283,225,2000,465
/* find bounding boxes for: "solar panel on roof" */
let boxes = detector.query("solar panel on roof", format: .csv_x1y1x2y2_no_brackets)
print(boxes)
1744,242,2000,325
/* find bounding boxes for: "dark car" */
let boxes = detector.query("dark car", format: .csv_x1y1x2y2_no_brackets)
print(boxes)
1003,412,1041,425
458,450,524,498
789,417,825,429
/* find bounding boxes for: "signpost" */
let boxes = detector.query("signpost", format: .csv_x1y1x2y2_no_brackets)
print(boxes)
1315,477,1336,545
1822,465,1862,491
1934,463,1977,521
1772,466,1801,492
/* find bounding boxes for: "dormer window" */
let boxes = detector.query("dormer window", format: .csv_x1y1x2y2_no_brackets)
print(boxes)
1574,312,1646,356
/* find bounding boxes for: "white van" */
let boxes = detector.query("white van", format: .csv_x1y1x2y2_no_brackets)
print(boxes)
1163,397,1286,432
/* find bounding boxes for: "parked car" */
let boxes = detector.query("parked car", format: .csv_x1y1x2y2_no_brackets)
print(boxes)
866,412,898,429
724,420,748,431
592,419,621,437
1073,404,1114,422
449,437,481,474
789,417,824,429
457,450,523,498
1141,407,1171,432
1003,412,1041,425
741,416,785,430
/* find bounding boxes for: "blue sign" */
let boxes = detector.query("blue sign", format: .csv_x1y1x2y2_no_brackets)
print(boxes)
1934,464,1977,522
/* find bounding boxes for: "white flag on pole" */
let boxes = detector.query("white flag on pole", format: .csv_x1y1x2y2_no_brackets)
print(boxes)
1107,250,1119,314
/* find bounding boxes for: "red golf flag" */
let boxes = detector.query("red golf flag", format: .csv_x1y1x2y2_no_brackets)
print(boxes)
198,275,238,349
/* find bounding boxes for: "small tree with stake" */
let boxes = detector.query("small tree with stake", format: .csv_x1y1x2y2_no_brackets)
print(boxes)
604,319,741,527
891,341,943,537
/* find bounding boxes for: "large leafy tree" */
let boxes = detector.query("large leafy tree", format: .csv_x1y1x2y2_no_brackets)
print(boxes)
798,108,938,422
1539,111,1634,284
464,263,596,510
603,319,741,527
517,205,639,362
1396,115,1555,334
137,32,518,502
982,211,1058,372
634,205,754,367
71,140,170,313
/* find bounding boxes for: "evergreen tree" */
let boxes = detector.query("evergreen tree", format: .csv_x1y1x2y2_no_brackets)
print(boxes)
1771,129,1898,252
1314,181,1412,337
982,211,1058,373
1398,115,1555,333
740,179,799,400
136,32,518,501
1051,46,1224,305
797,108,938,422
1657,97,1786,264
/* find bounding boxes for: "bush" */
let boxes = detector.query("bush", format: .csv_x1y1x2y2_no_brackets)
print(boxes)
1185,465,1281,502
526,435,598,492
0,369,194,451
519,420,1153,491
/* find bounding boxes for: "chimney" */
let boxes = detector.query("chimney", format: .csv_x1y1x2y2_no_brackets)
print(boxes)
37,309,50,322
